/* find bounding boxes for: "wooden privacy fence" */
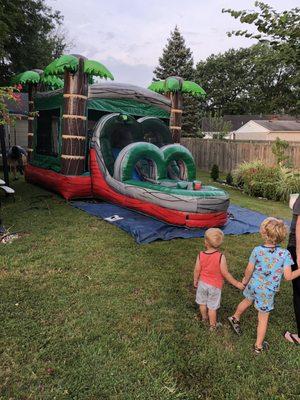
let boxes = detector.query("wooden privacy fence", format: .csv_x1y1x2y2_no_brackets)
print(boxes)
181,138,300,172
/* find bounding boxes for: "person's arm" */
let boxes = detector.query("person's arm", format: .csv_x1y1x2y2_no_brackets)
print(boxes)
193,255,201,288
284,265,300,281
220,255,245,290
242,262,255,285
283,248,300,280
296,215,300,267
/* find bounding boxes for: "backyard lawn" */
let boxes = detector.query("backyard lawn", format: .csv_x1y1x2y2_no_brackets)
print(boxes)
0,174,299,400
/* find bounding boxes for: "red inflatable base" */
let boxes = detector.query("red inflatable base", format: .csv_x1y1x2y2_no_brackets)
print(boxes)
26,154,228,227
90,149,227,228
25,164,92,200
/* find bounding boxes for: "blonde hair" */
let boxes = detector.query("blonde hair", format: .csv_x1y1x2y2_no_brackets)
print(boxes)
205,228,224,249
260,217,288,245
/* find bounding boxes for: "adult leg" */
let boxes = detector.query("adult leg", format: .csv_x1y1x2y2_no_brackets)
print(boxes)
256,312,270,348
292,277,300,337
12,165,17,180
287,246,300,342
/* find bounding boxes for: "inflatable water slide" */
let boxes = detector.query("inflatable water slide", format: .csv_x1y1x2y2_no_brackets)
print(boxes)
26,82,229,227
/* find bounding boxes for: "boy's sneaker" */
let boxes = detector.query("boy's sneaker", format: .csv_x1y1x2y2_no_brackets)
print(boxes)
228,316,242,335
253,341,269,355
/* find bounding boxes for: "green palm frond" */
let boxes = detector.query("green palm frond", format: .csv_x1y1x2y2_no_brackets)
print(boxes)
11,70,40,85
182,81,206,96
149,77,206,97
44,54,79,76
84,60,114,80
40,75,64,89
148,80,166,94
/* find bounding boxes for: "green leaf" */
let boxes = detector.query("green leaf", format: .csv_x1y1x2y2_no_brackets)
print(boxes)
44,54,79,76
149,77,182,93
148,80,166,94
40,75,64,89
182,81,206,96
83,60,114,80
11,70,40,85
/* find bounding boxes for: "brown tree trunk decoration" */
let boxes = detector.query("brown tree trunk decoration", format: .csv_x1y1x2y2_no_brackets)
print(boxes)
169,91,182,143
61,57,88,175
27,83,34,161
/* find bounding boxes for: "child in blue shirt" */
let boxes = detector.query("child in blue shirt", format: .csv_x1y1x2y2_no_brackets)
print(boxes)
228,217,300,354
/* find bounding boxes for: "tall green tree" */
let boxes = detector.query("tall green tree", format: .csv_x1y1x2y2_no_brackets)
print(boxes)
0,0,67,85
195,44,297,115
222,2,300,65
222,2,299,114
153,27,200,136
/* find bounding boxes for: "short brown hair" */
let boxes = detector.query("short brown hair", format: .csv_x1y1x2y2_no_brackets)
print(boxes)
260,217,288,245
205,228,224,249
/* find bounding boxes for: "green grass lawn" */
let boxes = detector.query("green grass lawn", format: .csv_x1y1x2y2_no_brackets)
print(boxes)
0,174,299,400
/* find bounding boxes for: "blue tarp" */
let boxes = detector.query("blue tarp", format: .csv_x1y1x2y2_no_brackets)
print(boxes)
71,201,288,244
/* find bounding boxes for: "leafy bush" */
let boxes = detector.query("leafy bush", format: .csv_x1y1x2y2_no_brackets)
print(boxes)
233,160,264,188
271,137,291,167
226,172,233,185
233,161,300,201
210,164,219,181
276,167,300,201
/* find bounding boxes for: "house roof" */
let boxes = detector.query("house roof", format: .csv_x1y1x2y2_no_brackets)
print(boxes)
201,114,296,132
252,120,300,132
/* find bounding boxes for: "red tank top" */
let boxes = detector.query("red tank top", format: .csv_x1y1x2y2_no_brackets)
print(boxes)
199,251,224,289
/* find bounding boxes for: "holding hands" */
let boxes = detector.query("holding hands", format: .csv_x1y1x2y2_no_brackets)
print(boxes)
237,281,246,291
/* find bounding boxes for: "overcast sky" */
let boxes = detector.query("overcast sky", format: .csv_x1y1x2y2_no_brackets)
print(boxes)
47,0,298,87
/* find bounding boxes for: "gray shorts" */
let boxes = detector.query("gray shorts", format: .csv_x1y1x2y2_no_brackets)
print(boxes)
196,281,222,310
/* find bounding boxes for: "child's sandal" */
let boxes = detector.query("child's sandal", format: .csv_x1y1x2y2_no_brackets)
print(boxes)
228,316,242,335
253,341,269,355
209,322,223,332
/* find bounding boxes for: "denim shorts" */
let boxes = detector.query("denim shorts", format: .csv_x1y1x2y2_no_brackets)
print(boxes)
243,284,275,313
196,281,222,310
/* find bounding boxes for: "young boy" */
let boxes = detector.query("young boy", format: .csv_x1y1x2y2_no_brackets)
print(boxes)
194,228,244,330
228,217,300,354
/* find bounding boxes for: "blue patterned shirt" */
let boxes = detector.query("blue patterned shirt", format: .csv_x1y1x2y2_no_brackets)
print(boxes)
248,245,293,292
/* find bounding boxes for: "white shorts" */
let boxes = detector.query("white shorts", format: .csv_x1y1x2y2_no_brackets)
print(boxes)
196,281,222,310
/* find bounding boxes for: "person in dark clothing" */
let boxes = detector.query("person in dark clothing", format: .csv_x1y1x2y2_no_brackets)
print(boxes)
7,146,27,180
284,194,300,344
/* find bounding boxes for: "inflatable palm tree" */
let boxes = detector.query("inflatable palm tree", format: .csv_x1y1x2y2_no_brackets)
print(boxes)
148,76,206,142
11,70,63,160
44,54,114,175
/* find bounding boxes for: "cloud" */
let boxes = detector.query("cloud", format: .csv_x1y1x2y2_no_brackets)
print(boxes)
102,57,154,87
47,0,299,85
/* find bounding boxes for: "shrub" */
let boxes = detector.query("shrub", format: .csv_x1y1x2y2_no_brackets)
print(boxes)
232,160,299,201
271,137,291,167
210,164,219,181
276,167,300,201
233,160,266,188
226,172,233,185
